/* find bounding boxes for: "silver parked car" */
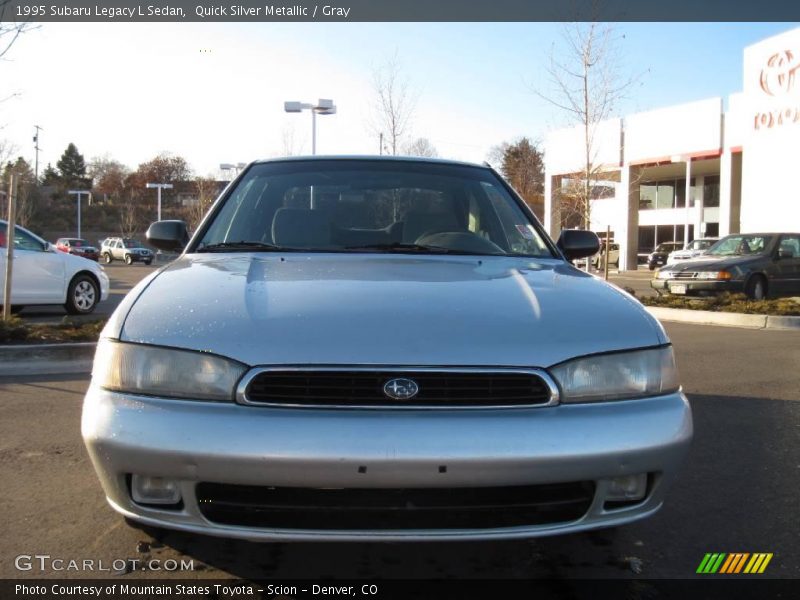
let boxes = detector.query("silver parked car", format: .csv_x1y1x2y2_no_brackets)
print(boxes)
82,157,692,542
100,237,153,265
667,238,719,263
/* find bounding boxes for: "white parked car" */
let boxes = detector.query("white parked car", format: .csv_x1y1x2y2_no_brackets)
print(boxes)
0,220,110,314
667,238,718,263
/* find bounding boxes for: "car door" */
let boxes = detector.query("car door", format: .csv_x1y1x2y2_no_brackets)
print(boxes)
0,223,66,304
774,235,800,296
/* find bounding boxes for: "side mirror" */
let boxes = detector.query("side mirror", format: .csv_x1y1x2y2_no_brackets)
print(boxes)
45,242,56,252
146,220,189,252
777,248,794,260
557,229,601,261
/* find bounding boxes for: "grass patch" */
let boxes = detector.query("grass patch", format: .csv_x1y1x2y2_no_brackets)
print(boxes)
0,316,107,344
634,292,800,316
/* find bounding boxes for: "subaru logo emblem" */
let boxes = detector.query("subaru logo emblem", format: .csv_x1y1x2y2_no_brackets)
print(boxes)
383,378,419,401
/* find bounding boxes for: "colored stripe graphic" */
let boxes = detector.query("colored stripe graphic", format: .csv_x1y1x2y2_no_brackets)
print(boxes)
696,554,713,574
719,554,736,574
733,553,750,573
698,553,727,574
758,554,773,573
697,553,772,574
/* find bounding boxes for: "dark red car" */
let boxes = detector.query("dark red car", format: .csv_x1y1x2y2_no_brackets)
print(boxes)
55,238,100,261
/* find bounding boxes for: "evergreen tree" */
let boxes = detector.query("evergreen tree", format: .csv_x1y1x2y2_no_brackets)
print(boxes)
41,163,60,186
56,143,87,188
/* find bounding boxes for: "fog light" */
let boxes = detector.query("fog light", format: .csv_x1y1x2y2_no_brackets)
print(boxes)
131,475,182,505
606,474,647,502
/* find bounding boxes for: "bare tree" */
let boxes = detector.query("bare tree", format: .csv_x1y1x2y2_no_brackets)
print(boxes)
187,176,218,229
534,23,640,230
280,125,304,157
0,1,35,104
403,137,438,158
118,200,138,237
371,53,416,156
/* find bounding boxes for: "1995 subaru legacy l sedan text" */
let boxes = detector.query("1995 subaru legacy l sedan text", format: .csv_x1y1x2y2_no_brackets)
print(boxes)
82,157,692,541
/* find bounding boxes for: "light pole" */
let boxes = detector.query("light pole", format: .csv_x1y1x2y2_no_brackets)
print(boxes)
33,125,43,183
284,99,337,155
146,183,173,222
68,190,90,238
219,162,246,181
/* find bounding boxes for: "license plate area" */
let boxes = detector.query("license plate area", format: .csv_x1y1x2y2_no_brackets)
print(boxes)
670,284,687,295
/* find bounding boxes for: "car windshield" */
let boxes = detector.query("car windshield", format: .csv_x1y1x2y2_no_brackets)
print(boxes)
195,160,554,258
707,235,773,256
656,243,680,253
692,240,714,250
123,239,141,248
69,239,88,246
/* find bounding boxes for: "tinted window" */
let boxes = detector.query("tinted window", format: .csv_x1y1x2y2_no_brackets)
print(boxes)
708,235,774,256
197,160,554,258
0,223,45,251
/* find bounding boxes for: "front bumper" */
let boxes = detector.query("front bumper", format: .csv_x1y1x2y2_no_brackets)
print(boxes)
98,271,110,302
650,278,745,295
82,386,692,541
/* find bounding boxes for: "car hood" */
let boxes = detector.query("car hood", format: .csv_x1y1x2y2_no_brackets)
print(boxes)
664,254,761,272
116,254,667,368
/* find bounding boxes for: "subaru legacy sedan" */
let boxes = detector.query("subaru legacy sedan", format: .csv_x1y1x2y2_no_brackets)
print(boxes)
82,157,692,541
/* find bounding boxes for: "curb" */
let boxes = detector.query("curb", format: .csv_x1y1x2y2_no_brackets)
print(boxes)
645,307,800,330
0,342,96,377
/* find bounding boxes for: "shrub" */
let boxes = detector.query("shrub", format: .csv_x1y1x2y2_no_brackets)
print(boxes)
639,292,800,316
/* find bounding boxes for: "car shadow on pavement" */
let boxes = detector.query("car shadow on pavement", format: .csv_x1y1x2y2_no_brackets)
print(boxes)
109,392,800,580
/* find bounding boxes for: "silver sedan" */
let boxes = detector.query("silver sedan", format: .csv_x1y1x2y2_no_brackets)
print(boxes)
82,157,692,541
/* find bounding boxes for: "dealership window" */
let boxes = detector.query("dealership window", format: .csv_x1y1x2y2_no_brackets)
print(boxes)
638,224,694,253
639,179,696,210
703,175,720,207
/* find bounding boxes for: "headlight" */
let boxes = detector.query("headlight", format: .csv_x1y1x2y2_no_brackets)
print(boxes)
551,346,679,403
92,340,247,401
656,270,672,279
696,270,732,280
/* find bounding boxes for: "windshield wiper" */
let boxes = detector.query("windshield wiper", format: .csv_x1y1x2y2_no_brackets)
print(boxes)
197,241,293,253
343,242,496,256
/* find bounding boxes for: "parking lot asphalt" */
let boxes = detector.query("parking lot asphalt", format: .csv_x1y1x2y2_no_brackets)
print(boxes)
1,322,798,580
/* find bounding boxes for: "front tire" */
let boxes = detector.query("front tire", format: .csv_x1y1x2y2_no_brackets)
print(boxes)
64,274,99,315
144,259,152,266
103,252,113,264
125,254,133,265
745,275,767,300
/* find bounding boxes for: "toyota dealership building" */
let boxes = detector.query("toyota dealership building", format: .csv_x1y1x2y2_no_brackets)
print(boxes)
544,27,800,270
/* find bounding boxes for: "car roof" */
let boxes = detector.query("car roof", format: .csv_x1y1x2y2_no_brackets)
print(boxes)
251,155,489,170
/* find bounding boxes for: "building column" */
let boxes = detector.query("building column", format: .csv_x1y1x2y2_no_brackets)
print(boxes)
719,150,732,237
544,174,562,239
683,161,692,244
694,175,705,239
718,150,742,237
618,164,639,271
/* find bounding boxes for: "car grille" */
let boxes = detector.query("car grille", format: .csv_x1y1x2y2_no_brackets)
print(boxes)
242,369,554,407
673,272,698,279
195,481,595,530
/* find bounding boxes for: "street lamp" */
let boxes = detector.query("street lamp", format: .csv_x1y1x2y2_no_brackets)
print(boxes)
219,163,246,181
146,183,173,222
68,190,90,238
284,99,337,155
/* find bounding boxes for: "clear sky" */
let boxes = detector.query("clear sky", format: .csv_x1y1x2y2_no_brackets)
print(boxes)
0,21,796,178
